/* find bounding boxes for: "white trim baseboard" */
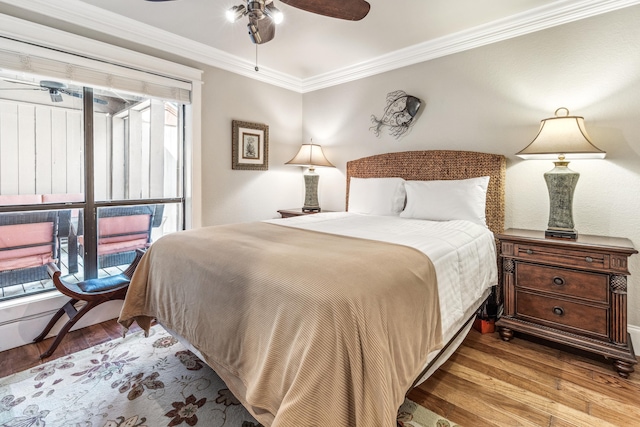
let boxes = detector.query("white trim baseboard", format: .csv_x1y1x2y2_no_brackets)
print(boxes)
628,324,640,351
1,0,638,92
0,291,123,352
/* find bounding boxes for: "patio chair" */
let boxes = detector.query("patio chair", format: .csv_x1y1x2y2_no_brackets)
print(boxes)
76,204,164,269
42,193,84,275
0,210,60,296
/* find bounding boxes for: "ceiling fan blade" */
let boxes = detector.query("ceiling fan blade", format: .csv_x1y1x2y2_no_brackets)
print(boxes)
0,77,41,87
0,87,43,91
254,16,276,44
61,89,109,105
280,0,370,21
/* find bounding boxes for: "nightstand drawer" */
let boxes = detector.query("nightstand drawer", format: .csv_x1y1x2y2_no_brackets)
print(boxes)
515,243,606,270
516,291,608,339
516,263,608,303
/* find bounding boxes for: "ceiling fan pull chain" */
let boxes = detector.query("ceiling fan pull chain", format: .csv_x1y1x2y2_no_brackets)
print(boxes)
255,44,259,72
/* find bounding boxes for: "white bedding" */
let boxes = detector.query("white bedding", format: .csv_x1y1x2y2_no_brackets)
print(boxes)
265,212,498,342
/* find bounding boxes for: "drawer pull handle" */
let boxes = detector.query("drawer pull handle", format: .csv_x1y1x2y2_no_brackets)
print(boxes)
585,256,593,263
553,306,565,316
526,249,533,255
552,276,565,286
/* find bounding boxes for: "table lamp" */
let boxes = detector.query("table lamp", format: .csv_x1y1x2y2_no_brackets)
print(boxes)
516,108,606,239
286,141,335,212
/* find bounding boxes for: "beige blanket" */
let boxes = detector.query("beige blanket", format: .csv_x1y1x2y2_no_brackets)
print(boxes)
119,222,442,427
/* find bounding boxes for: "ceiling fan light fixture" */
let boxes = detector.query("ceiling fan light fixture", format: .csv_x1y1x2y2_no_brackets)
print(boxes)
247,22,262,44
226,4,246,22
247,0,266,21
49,89,63,103
265,3,283,24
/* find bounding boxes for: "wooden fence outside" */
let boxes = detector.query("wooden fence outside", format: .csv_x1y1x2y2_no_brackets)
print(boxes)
0,98,178,201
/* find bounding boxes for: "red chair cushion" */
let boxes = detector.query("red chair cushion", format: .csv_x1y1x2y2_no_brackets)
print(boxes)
0,223,55,271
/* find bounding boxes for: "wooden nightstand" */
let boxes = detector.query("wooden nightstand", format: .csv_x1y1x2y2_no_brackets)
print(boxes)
496,228,638,377
277,208,332,218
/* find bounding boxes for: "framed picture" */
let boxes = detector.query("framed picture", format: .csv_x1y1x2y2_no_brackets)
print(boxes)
232,120,269,170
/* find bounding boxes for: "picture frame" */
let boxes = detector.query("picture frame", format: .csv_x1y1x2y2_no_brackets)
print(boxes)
231,120,269,170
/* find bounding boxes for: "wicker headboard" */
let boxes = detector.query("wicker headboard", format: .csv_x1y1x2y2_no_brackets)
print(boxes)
346,150,506,236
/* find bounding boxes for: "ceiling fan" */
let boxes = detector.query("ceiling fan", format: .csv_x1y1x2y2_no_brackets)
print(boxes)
0,79,108,104
144,0,371,44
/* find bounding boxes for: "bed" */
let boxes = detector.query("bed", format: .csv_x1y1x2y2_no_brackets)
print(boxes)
119,149,506,427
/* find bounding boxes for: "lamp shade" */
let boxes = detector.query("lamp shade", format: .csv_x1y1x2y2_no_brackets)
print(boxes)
516,108,606,160
285,143,335,168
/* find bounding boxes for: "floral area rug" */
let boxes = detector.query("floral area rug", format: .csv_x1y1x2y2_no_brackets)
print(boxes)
0,325,458,427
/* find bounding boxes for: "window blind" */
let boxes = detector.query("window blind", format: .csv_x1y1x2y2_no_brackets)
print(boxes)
0,37,191,104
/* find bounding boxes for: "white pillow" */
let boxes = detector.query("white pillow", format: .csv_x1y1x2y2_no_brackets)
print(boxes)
348,177,406,216
400,176,490,226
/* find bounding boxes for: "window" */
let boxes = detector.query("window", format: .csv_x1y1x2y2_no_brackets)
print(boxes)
0,23,201,352
0,73,185,301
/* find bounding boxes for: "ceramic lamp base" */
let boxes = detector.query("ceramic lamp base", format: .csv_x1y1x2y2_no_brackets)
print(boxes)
302,172,320,212
544,161,579,240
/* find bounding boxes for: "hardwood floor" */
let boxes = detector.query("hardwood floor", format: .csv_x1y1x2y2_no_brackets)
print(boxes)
409,329,640,427
1,320,638,426
0,319,141,377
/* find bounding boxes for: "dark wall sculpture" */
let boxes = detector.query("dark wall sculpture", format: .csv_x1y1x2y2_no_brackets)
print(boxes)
370,90,422,139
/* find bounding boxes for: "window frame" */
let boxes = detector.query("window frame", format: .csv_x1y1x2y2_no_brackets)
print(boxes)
0,16,202,352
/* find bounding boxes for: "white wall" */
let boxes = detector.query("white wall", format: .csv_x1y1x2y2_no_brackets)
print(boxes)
301,6,640,332
198,67,304,225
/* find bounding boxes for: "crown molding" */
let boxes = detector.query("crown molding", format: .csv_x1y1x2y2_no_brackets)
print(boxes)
301,0,640,92
0,0,638,93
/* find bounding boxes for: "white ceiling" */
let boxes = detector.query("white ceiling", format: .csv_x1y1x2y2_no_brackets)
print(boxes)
79,0,555,78
2,0,639,92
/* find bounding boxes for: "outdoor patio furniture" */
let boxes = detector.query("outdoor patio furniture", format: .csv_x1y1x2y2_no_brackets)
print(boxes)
76,204,164,269
0,210,60,295
0,193,83,285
